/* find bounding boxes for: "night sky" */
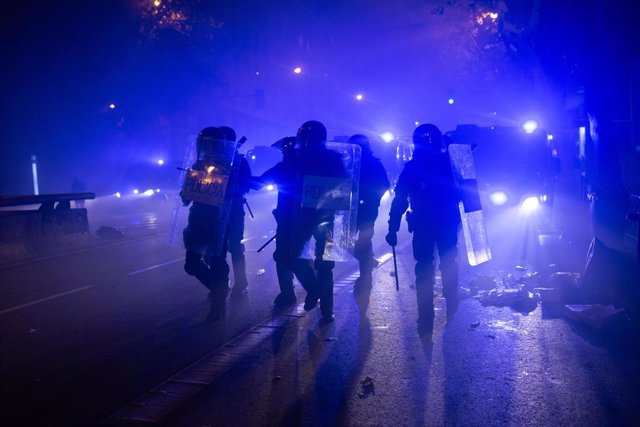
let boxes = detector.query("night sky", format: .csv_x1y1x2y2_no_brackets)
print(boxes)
1,0,637,195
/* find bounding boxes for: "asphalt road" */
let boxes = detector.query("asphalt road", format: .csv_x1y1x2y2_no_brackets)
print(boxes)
1,191,638,426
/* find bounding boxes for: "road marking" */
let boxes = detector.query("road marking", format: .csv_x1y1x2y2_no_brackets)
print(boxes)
127,258,184,276
0,285,94,316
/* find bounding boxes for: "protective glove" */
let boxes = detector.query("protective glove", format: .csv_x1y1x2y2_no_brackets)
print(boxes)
180,191,191,207
385,231,397,247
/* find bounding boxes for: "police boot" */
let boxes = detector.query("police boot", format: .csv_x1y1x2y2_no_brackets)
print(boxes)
316,260,335,321
207,281,230,322
230,253,249,299
416,284,435,334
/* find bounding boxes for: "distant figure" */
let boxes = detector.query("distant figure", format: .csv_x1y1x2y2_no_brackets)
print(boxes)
71,176,86,208
386,124,461,333
255,136,305,308
182,127,250,321
219,126,252,299
347,134,390,291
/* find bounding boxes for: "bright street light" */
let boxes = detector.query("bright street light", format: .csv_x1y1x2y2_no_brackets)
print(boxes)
380,132,395,143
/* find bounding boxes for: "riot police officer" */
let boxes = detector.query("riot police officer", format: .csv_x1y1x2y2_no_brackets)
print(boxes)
348,134,390,290
182,126,251,320
292,120,349,321
219,126,252,298
385,124,461,332
256,136,311,308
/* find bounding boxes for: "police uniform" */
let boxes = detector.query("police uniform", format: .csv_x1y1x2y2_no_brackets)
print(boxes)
349,135,390,286
387,124,460,330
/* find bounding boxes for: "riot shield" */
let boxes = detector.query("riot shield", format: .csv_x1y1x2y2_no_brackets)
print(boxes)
294,142,361,262
167,135,238,258
448,143,492,266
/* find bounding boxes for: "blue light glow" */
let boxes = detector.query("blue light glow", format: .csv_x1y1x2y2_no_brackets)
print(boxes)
522,120,538,134
488,191,508,206
520,196,540,214
381,132,395,143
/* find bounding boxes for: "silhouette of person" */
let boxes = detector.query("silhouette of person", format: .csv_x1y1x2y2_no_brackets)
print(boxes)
347,134,390,290
254,136,308,308
182,127,250,320
386,124,460,333
219,126,252,299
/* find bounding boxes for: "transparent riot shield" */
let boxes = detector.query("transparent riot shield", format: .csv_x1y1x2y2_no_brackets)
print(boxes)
448,143,492,266
167,135,238,258
295,142,361,262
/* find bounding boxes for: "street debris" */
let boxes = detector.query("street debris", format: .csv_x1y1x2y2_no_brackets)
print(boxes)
273,375,282,382
563,304,626,330
481,286,537,314
26,328,39,334
470,321,481,329
358,376,375,399
256,268,266,275
486,333,496,339
96,226,125,239
323,337,336,342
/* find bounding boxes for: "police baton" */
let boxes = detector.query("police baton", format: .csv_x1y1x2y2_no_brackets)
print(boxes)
243,198,254,219
257,234,276,253
392,245,399,291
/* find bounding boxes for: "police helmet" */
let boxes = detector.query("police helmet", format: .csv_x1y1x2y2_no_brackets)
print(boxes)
347,134,371,154
218,126,237,142
196,127,224,158
296,120,327,148
413,124,444,152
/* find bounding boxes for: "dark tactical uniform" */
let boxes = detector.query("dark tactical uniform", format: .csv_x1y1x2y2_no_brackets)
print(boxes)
348,134,390,287
387,124,460,331
219,126,252,298
256,137,314,307
227,155,252,297
290,121,348,321
182,127,249,320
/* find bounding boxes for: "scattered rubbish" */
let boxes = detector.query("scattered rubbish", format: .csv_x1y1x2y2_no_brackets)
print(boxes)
486,333,496,339
256,268,266,276
534,287,563,306
482,287,538,314
323,337,336,342
466,275,497,294
390,271,396,277
547,272,582,303
457,286,472,300
521,271,542,287
563,304,626,330
470,321,481,329
26,328,39,334
273,375,282,381
358,376,375,399
514,265,527,271
96,226,125,239
485,319,519,333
